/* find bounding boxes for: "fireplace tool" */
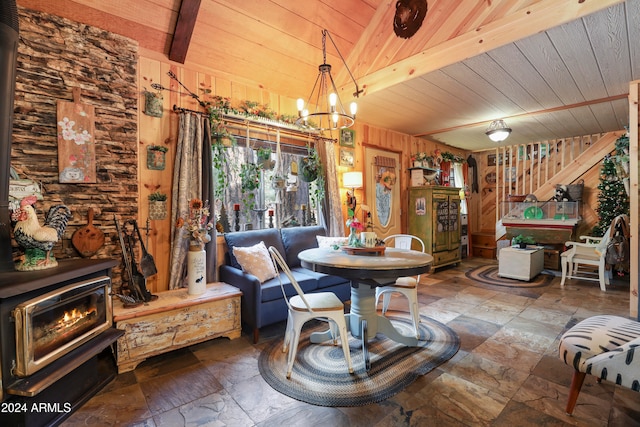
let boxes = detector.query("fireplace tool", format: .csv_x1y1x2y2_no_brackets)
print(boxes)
114,215,154,304
128,219,157,278
123,220,157,302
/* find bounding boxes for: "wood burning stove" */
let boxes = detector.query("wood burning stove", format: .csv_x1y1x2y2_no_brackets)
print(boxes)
13,276,112,377
0,259,123,426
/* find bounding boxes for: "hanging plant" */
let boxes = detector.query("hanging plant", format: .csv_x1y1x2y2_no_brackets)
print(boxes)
240,162,260,212
299,144,325,206
256,147,275,170
301,144,322,183
271,174,286,190
212,137,236,202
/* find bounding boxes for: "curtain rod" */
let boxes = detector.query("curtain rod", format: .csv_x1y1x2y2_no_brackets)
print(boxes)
172,104,336,144
172,105,207,116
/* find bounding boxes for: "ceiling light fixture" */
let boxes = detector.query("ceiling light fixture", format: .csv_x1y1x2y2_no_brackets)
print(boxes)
485,119,512,142
296,29,362,131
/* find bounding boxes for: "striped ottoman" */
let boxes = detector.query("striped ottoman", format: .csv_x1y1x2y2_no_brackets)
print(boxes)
558,315,640,414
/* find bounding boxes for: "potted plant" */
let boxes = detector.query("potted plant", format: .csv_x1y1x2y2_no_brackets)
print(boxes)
148,191,168,220
301,145,322,183
271,173,286,190
146,145,168,170
256,147,275,170
512,234,536,249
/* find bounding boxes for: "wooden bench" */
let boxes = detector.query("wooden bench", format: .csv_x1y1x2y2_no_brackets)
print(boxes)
113,282,242,373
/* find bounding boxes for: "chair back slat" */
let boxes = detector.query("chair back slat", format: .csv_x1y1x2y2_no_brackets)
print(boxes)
383,234,426,281
269,246,313,313
384,234,425,253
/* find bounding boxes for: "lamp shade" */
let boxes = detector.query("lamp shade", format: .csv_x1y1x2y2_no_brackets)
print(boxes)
343,171,363,189
485,119,512,142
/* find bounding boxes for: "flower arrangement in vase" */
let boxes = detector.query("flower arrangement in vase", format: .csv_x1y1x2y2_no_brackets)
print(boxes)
176,198,213,249
346,216,364,247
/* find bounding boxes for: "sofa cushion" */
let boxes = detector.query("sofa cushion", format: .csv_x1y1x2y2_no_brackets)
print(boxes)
224,228,285,270
280,225,325,268
232,241,277,283
290,267,347,289
260,270,320,302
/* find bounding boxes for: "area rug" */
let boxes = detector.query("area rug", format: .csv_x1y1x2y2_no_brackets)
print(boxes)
258,315,459,407
465,264,554,288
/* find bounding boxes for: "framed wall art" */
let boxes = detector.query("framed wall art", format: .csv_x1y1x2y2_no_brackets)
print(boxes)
339,148,355,167
339,128,355,147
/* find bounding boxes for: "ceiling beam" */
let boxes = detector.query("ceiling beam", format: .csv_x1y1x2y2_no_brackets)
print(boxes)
415,93,630,137
340,0,624,99
169,0,201,64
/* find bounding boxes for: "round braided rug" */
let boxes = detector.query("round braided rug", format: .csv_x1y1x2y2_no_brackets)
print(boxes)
258,315,459,407
465,264,554,288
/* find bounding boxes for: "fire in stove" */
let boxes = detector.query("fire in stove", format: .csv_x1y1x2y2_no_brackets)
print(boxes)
12,277,113,377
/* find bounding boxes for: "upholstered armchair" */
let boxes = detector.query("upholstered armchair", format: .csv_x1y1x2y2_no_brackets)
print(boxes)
558,315,640,415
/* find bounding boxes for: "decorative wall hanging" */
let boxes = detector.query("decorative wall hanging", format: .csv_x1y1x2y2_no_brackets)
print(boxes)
393,0,428,39
147,145,168,170
340,148,355,167
148,191,168,220
57,88,96,183
143,88,163,118
374,156,397,226
340,128,355,147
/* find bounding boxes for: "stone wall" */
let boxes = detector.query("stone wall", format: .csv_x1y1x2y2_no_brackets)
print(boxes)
11,7,139,290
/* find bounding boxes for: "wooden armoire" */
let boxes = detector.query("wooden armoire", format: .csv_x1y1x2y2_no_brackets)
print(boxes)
408,186,461,270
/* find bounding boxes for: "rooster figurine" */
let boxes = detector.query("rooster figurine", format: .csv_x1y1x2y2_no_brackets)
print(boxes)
11,195,72,271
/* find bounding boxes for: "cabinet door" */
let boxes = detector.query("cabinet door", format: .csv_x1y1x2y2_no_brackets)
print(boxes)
432,193,450,252
447,194,461,249
408,189,432,252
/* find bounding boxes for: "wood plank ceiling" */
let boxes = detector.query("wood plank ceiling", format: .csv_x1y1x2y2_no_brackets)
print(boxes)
18,0,639,151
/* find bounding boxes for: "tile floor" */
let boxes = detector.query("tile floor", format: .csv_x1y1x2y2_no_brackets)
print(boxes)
61,257,639,427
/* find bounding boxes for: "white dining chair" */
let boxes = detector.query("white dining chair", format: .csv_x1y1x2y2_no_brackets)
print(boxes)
375,234,425,338
268,246,353,379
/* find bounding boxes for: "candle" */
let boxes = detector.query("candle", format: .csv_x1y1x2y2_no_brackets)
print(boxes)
233,203,240,211
301,204,306,210
268,209,274,216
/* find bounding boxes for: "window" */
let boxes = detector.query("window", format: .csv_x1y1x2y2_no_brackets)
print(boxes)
214,142,317,231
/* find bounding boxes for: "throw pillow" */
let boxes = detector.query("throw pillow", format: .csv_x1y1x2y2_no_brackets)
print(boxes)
316,235,348,248
232,241,277,283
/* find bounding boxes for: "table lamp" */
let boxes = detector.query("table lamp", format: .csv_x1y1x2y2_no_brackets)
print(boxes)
343,171,363,212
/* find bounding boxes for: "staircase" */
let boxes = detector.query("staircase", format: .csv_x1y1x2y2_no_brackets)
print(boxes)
490,131,624,240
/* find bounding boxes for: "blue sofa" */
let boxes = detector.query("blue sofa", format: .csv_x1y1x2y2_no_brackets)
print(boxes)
219,225,351,343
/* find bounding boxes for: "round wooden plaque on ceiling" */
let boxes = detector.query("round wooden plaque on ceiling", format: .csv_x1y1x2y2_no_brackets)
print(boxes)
393,0,428,39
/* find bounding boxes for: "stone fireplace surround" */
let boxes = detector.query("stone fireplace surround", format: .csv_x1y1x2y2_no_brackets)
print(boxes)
0,258,122,426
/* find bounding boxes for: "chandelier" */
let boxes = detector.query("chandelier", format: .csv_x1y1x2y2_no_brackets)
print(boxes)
296,29,362,131
485,119,512,142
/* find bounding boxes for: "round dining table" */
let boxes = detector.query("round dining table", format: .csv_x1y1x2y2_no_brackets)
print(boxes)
298,246,433,369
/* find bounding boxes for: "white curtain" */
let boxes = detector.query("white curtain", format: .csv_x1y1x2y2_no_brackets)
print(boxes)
317,139,343,236
453,162,468,214
168,113,216,289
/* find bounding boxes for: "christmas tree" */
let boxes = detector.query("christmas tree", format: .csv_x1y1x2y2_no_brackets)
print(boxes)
592,134,630,236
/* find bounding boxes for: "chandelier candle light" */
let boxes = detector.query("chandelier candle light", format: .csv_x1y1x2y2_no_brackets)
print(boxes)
296,29,362,131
